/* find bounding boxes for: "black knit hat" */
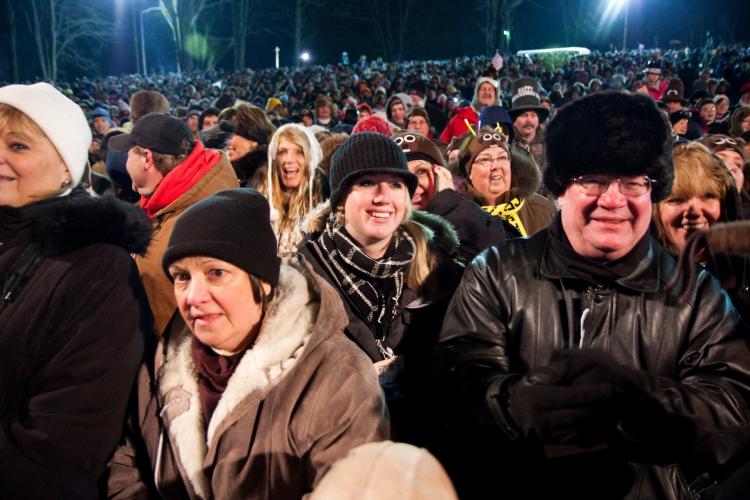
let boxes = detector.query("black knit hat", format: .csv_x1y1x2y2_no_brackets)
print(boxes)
329,132,418,208
162,189,281,286
544,91,673,202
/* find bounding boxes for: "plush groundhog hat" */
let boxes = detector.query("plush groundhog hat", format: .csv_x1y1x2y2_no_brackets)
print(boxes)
544,91,673,202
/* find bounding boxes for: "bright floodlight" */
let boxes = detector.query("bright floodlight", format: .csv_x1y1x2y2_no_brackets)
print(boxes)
604,0,627,17
300,52,311,62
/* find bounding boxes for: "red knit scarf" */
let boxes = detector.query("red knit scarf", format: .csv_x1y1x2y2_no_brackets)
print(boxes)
140,141,219,218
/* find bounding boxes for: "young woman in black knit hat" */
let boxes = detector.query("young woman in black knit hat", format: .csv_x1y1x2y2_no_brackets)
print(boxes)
300,132,463,445
107,188,387,499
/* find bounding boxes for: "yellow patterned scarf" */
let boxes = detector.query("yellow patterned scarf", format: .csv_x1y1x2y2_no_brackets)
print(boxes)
483,197,527,236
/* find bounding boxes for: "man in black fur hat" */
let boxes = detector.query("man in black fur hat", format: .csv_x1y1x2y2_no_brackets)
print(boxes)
434,91,750,499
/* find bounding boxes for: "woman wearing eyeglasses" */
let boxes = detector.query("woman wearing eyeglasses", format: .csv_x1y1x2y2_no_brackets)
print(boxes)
455,128,555,237
653,141,749,321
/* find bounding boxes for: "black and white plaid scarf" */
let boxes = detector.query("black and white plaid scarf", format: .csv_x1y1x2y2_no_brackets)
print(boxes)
318,212,416,329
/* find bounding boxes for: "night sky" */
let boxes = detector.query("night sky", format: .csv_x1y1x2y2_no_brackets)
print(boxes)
3,0,750,81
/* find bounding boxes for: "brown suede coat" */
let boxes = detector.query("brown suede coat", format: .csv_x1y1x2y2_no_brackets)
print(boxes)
107,257,389,500
136,152,238,337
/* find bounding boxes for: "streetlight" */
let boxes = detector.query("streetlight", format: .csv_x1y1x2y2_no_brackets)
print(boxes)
140,6,160,75
300,51,311,63
604,0,629,51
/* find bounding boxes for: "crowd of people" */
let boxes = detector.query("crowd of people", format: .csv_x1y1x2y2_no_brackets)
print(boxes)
1,43,750,499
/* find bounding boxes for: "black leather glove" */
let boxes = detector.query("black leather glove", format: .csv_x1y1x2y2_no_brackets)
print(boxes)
200,120,235,150
504,360,618,446
550,350,694,461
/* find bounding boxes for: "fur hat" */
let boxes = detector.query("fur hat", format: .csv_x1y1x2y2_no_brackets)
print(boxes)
0,82,91,194
392,130,446,168
544,91,673,202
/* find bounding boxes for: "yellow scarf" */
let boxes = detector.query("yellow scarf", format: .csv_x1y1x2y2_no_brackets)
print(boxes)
482,197,527,236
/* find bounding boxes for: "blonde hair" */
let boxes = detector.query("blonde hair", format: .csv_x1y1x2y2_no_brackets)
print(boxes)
653,141,735,254
262,125,323,235
0,103,69,200
337,187,441,295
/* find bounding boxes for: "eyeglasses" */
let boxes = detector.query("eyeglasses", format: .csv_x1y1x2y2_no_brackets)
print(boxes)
572,175,655,197
474,154,508,169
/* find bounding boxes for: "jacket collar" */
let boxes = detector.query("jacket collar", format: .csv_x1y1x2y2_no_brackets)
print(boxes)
539,230,664,293
0,188,151,256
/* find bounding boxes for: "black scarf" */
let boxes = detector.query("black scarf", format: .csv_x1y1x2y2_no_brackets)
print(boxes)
547,212,650,283
317,212,416,332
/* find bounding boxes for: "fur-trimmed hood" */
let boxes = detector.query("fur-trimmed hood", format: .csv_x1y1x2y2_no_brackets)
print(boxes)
302,201,459,257
154,256,347,499
0,188,151,257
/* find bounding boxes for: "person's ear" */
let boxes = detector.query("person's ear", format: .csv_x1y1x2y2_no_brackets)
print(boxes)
143,149,155,170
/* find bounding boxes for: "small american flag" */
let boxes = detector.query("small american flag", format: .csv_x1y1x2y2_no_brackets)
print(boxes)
492,51,504,71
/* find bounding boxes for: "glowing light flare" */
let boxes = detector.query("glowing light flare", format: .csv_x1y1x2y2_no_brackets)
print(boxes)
300,52,311,62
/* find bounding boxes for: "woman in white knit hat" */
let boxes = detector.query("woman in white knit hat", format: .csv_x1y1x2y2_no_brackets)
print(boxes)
0,83,151,499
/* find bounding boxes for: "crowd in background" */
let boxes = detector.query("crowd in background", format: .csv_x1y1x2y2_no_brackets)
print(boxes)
2,43,750,499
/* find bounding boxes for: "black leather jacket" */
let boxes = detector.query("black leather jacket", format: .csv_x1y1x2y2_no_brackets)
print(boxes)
434,229,750,499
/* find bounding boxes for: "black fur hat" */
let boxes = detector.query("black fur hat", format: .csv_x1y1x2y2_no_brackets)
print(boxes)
544,91,673,202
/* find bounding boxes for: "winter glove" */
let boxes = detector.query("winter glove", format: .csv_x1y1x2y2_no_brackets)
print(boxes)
503,360,619,446
200,120,235,150
549,350,694,462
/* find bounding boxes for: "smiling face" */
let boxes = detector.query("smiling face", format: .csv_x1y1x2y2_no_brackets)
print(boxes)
477,82,496,107
169,256,266,353
0,109,70,207
276,135,307,190
390,102,406,124
342,173,408,259
658,194,720,252
557,177,653,262
93,115,111,135
469,146,511,205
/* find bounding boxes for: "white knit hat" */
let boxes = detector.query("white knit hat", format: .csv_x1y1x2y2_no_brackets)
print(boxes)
0,83,92,193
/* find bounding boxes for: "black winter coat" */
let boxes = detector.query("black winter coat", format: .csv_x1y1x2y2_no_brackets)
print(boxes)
427,188,519,262
0,190,151,499
434,228,750,500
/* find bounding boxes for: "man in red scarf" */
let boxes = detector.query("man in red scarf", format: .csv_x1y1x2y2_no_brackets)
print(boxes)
110,112,238,337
